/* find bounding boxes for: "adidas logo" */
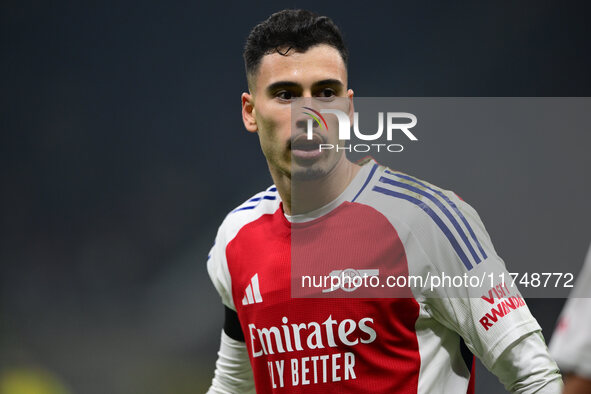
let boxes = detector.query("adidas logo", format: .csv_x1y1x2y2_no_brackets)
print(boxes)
242,273,263,305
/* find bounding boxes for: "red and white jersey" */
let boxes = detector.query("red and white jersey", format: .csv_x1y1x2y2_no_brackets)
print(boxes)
207,158,541,393
549,243,591,379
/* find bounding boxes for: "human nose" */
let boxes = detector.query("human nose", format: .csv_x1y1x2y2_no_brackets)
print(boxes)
291,98,321,132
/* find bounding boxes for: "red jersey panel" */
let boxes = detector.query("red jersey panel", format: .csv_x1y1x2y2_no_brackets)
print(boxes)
226,204,420,393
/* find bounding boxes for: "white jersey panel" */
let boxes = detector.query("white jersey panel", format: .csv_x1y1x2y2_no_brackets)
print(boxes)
413,304,472,393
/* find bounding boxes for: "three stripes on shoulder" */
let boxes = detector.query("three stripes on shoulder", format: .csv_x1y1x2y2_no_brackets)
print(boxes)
372,169,487,271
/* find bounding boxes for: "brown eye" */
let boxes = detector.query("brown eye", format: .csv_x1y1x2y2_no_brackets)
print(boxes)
320,88,336,97
276,91,294,101
316,88,337,101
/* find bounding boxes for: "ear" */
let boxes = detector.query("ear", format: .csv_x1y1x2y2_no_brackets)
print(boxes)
242,92,258,133
347,88,355,124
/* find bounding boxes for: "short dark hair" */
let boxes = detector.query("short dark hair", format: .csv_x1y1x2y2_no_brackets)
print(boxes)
243,9,348,85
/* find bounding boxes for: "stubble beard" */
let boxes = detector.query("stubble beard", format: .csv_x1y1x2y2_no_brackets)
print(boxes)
290,150,342,182
265,139,341,183
290,166,327,181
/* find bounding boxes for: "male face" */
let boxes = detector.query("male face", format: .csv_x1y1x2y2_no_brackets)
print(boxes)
242,44,353,181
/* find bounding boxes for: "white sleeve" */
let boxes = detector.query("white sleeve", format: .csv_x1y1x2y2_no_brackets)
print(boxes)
549,243,591,379
376,179,562,391
490,331,563,393
549,297,591,379
207,224,235,310
206,189,279,311
207,330,255,394
422,195,542,368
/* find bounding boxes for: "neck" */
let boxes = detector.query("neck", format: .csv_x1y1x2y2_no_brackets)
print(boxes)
271,155,361,216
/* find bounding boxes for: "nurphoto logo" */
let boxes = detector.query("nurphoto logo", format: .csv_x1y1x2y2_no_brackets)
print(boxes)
303,107,418,153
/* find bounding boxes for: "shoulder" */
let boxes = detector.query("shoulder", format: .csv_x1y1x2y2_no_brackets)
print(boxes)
355,163,492,272
355,163,471,230
216,184,281,244
207,184,280,310
215,185,281,252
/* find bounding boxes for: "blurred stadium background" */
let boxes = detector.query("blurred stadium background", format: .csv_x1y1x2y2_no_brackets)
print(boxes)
1,1,590,393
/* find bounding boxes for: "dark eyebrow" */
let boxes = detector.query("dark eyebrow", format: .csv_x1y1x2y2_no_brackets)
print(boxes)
266,81,301,94
312,79,344,89
265,79,344,94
